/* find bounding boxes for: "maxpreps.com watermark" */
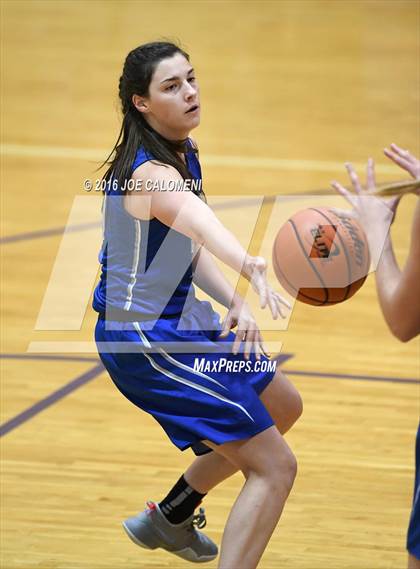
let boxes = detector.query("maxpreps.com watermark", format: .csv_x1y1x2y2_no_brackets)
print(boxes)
193,357,277,374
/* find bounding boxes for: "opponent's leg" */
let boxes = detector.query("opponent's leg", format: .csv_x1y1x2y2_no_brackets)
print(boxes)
408,553,420,569
205,425,297,569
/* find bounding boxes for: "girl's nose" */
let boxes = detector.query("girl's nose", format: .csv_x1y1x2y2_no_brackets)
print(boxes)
184,80,197,97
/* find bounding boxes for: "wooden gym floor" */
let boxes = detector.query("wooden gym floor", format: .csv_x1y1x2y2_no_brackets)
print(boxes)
1,1,419,568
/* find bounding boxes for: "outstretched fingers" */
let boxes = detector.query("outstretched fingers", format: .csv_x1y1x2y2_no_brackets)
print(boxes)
345,162,363,194
243,326,257,360
366,157,376,191
219,313,234,338
267,290,279,320
331,180,356,207
384,147,412,170
273,291,291,318
384,144,420,179
389,143,415,160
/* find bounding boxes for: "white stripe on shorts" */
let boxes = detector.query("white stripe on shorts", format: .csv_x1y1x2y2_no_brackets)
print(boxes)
133,322,254,422
132,322,228,391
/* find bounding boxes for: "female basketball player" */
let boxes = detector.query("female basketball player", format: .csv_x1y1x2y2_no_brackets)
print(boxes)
332,144,420,569
93,41,302,568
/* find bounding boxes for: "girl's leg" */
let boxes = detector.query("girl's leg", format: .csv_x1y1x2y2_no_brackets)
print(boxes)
206,425,297,569
184,450,238,494
184,370,302,493
260,370,303,434
408,554,420,569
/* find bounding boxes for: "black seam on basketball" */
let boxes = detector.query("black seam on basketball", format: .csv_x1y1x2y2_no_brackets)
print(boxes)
309,208,353,302
326,208,370,297
288,219,329,305
272,249,324,305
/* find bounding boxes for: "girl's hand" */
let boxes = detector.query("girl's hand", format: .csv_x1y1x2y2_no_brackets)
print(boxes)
219,297,268,360
331,159,401,225
384,143,420,181
243,256,291,319
331,159,399,266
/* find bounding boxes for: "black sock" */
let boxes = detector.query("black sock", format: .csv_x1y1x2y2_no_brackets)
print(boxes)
159,474,207,524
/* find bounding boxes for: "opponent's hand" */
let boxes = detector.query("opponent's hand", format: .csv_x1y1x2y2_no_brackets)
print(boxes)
331,159,399,266
384,143,420,181
244,256,291,320
219,297,268,360
331,159,401,225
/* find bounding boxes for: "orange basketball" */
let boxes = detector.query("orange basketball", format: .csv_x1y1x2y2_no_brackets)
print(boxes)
272,207,371,306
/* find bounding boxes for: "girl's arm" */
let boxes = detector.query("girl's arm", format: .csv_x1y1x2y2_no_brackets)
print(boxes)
126,161,251,274
374,199,420,342
192,243,270,359
192,244,240,309
125,160,289,318
331,144,420,343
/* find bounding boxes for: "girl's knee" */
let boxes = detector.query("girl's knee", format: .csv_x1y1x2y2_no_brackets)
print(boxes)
272,371,303,432
287,448,298,483
253,448,297,495
289,385,303,422
248,437,297,491
276,444,297,487
219,426,297,491
283,371,302,418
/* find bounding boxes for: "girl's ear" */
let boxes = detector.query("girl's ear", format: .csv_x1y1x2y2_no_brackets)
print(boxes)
132,94,149,114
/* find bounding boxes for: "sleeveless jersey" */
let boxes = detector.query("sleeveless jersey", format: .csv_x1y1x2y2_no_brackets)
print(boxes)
92,140,202,320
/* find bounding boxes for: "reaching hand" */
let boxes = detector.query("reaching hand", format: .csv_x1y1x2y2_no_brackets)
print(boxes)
245,256,291,319
220,255,290,359
331,159,402,223
219,298,268,360
331,159,399,267
383,143,420,181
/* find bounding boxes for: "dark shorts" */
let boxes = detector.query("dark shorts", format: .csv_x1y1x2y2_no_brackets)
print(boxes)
407,423,420,559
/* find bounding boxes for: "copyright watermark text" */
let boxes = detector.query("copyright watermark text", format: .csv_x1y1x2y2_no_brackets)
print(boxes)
83,178,202,193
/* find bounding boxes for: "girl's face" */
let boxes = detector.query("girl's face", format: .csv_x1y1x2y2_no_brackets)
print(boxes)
134,52,200,140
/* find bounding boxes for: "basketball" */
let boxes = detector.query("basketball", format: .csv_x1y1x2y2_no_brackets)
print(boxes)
272,207,371,306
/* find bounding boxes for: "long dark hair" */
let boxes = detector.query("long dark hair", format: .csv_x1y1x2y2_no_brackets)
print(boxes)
101,41,203,197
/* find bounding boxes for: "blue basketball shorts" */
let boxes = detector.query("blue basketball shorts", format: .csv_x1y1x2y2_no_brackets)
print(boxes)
94,302,277,456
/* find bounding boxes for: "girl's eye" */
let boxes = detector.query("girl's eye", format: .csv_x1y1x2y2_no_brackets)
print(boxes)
165,77,196,92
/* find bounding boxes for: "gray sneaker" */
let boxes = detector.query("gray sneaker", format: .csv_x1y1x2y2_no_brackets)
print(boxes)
122,501,218,563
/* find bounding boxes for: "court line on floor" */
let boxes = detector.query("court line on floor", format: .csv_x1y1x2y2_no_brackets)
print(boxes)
0,362,104,437
1,353,418,438
0,142,400,174
4,352,417,384
284,369,419,385
0,143,400,246
0,221,101,244
1,353,99,362
0,197,273,244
